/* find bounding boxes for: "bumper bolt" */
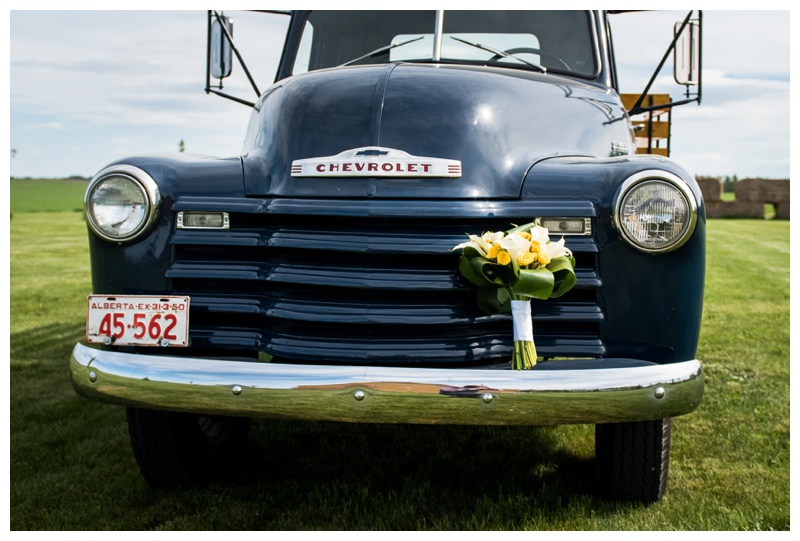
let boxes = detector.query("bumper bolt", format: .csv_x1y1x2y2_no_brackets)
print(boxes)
102,336,112,345
354,390,365,401
232,385,242,396
654,387,666,399
160,339,170,347
481,393,494,404
89,371,97,382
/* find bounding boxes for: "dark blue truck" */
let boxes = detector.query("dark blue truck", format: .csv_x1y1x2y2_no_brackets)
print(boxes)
71,10,705,503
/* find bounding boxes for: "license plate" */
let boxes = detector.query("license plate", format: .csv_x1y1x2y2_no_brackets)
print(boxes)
86,295,190,347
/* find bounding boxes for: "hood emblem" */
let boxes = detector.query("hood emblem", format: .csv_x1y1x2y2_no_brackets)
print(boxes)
291,146,461,178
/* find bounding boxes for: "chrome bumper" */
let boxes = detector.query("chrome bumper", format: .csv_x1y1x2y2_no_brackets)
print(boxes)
70,342,703,425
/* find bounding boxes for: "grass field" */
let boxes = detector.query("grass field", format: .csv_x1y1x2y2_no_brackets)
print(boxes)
10,179,89,213
8,181,790,530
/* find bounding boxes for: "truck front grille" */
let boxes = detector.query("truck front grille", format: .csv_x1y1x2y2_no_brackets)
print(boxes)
167,197,605,367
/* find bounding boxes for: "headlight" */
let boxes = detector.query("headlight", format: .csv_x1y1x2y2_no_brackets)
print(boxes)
613,170,698,253
84,165,160,242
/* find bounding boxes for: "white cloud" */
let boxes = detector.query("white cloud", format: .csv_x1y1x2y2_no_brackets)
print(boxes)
10,9,286,177
23,121,65,131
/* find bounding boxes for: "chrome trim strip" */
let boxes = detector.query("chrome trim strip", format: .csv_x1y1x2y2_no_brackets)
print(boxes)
290,146,461,178
70,343,703,425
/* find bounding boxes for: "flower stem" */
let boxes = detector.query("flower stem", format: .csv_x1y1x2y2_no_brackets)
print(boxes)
512,339,537,370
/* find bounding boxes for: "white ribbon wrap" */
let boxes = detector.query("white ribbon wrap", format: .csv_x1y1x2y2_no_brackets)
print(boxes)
511,300,534,342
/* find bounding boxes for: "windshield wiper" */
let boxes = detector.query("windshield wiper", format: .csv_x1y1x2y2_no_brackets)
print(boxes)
450,36,546,73
339,36,425,67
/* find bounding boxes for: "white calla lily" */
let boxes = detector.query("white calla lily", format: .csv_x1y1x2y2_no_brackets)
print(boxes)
452,231,508,257
499,232,531,259
529,226,551,247
452,238,485,256
543,236,572,260
483,231,505,244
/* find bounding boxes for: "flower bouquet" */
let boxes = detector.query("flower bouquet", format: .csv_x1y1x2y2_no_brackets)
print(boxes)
453,221,576,369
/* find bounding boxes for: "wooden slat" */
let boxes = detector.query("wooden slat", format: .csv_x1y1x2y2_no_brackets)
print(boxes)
636,147,669,157
623,94,672,157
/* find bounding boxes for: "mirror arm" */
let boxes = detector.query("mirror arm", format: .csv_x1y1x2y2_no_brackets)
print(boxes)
628,96,698,117
205,87,256,108
210,10,262,98
629,10,695,114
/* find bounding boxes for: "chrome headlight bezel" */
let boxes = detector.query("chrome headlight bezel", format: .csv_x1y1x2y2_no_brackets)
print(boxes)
613,170,698,253
84,164,161,243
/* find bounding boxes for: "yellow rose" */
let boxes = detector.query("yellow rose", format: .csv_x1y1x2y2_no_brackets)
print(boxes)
528,241,541,267
537,251,551,266
497,250,512,266
517,251,535,267
486,243,501,259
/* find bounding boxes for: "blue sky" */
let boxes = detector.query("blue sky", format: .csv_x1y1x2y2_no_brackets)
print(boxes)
7,8,792,181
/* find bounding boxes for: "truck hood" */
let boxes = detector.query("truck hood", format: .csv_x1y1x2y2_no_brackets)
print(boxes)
242,63,630,199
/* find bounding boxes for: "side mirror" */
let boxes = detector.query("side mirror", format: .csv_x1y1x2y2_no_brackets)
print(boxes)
211,15,233,79
674,19,700,86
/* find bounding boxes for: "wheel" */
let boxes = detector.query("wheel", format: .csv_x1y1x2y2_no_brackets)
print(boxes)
126,407,251,488
595,418,671,503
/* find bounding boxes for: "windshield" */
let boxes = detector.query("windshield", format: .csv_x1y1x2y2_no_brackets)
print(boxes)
292,11,598,78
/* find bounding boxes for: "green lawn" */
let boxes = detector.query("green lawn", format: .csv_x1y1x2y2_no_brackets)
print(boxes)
9,202,790,529
10,179,88,213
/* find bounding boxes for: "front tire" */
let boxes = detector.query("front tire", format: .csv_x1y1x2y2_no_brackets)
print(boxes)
126,407,251,488
595,418,671,503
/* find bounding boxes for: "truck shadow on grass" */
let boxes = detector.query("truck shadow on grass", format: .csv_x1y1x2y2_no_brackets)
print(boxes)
10,322,85,372
219,418,599,527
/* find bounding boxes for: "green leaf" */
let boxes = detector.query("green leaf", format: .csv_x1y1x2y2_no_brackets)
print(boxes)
461,246,482,259
546,256,577,298
476,286,513,314
513,267,555,300
470,256,516,286
505,221,536,235
458,254,492,287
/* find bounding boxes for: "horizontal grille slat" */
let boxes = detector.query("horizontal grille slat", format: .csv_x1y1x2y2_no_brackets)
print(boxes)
188,294,603,326
187,324,606,364
172,220,601,255
168,198,605,366
172,228,460,254
168,261,465,290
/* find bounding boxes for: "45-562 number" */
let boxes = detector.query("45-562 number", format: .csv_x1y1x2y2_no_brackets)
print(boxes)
98,312,179,341
86,295,190,347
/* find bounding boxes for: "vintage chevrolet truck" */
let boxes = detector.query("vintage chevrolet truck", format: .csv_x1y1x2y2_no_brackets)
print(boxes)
71,10,705,503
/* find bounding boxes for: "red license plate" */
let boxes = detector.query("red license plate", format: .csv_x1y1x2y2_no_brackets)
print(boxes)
86,295,190,347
